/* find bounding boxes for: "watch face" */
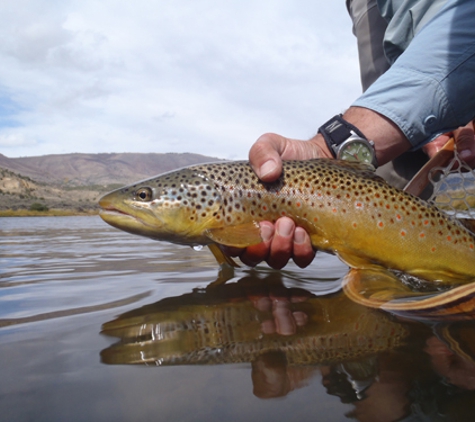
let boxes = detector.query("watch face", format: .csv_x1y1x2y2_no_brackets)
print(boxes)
338,140,374,164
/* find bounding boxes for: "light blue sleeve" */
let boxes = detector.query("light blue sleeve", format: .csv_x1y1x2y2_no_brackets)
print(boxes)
352,0,475,148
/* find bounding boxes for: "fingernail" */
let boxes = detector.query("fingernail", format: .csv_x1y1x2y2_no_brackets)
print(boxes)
277,218,293,237
259,160,276,178
260,224,274,242
294,227,306,244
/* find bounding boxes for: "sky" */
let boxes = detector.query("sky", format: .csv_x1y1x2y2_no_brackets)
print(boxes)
0,0,362,160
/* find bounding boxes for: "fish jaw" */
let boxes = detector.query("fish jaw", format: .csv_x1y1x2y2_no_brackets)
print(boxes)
99,191,171,240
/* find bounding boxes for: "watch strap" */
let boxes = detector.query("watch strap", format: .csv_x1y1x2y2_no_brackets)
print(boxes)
318,114,367,157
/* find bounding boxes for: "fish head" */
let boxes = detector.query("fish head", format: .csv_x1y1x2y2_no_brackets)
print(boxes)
99,168,222,245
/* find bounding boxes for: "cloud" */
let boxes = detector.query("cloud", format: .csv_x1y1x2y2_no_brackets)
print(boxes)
0,0,361,159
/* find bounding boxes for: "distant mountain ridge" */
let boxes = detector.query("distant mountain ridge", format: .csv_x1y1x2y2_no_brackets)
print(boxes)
0,152,223,187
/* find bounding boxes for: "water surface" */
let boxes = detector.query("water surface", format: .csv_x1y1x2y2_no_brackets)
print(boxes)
1,216,475,421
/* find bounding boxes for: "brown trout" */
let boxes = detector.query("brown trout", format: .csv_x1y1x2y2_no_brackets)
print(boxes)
100,279,408,366
99,159,475,283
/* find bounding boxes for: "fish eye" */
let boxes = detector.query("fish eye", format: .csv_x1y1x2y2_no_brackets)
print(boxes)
135,187,153,201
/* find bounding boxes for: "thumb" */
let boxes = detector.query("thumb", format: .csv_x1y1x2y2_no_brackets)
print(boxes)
249,133,288,182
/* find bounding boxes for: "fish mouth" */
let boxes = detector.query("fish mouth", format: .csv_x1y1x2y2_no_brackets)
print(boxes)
98,198,166,239
99,195,144,228
99,207,139,225
99,207,131,218
99,194,136,220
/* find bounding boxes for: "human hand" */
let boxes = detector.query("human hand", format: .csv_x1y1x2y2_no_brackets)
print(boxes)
225,133,328,269
223,218,316,269
423,120,475,168
248,283,311,336
249,132,331,182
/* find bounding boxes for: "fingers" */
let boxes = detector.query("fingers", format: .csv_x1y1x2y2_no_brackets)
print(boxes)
454,121,475,167
266,218,296,270
292,227,316,268
240,132,324,270
251,288,310,336
424,121,475,168
237,223,274,266
224,218,315,269
248,133,287,182
422,134,451,157
266,220,315,269
248,132,329,182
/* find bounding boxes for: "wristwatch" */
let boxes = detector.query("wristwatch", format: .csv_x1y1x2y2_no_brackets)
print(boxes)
318,114,378,167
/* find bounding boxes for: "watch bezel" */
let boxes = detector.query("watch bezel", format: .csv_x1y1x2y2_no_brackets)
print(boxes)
318,114,378,168
336,133,376,165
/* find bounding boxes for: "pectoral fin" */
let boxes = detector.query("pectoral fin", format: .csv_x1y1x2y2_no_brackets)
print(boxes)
204,222,262,248
207,243,240,268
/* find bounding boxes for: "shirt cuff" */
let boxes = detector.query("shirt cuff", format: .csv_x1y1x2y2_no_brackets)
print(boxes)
352,66,460,149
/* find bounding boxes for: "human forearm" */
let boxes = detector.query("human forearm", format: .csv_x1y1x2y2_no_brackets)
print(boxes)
334,106,411,166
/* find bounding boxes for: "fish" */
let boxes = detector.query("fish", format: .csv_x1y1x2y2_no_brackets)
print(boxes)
100,279,409,366
99,159,475,284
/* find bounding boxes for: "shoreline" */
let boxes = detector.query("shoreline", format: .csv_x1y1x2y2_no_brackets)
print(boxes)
0,209,100,217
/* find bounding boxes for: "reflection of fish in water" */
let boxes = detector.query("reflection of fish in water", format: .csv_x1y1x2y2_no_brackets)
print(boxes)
99,159,475,284
100,277,408,366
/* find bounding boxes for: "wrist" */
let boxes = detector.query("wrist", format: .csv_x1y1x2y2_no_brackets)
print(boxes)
308,134,333,159
317,114,378,167
341,107,411,166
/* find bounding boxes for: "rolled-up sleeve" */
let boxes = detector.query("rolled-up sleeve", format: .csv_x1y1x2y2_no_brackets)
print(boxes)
352,0,475,148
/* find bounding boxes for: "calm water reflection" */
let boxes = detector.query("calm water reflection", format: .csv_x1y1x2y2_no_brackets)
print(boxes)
1,216,475,421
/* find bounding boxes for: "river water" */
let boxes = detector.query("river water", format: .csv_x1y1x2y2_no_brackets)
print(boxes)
1,216,475,421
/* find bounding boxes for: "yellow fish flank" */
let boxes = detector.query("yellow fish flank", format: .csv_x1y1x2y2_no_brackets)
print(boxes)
99,159,475,284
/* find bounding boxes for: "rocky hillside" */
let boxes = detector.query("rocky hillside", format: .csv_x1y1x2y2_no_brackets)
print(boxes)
0,152,222,213
0,152,222,187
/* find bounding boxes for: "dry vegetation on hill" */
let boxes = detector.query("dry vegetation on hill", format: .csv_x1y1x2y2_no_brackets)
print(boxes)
0,152,222,216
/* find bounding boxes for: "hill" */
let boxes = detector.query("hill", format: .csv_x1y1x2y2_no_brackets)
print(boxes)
0,152,222,187
0,152,222,215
